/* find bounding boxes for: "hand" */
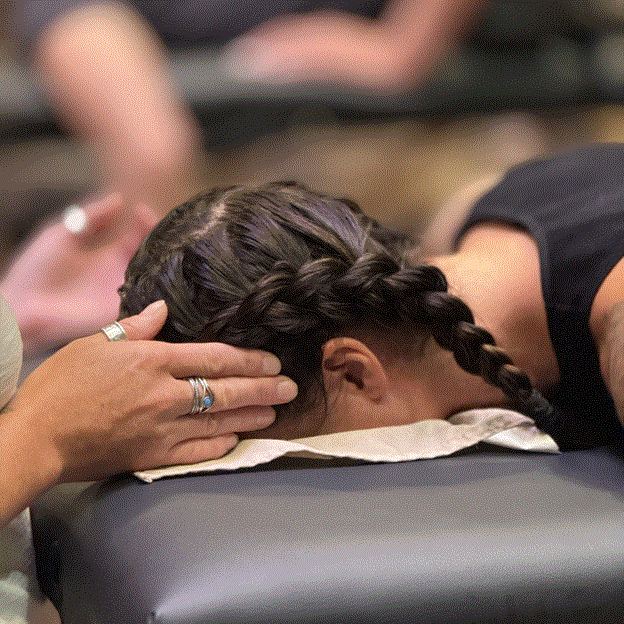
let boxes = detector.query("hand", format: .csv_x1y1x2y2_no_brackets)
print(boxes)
0,193,159,355
224,10,409,91
4,300,298,484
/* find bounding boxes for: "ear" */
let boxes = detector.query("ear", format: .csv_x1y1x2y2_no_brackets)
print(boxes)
322,337,390,402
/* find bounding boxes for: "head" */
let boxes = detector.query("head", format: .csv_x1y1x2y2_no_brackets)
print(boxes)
119,182,534,439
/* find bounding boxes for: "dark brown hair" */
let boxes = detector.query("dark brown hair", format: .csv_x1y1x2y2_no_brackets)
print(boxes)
119,181,556,437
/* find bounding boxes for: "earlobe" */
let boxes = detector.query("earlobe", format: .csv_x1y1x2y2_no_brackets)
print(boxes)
322,337,389,402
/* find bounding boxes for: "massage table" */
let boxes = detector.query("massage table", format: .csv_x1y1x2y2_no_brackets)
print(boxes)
31,439,624,624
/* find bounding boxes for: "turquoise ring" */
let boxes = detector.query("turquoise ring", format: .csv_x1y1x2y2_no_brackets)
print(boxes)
188,377,215,414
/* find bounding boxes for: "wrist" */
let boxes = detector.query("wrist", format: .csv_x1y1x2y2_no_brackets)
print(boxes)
0,406,64,525
4,398,64,475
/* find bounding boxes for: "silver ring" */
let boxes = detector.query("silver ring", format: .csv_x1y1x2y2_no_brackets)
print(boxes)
62,204,88,234
187,377,216,414
101,321,127,342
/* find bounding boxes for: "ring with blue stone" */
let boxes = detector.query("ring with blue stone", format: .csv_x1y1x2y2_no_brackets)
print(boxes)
197,376,215,412
187,376,215,414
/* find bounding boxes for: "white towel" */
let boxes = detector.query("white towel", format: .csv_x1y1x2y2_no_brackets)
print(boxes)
136,407,559,482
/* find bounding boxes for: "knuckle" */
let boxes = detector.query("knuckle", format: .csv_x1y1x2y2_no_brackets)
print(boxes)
254,380,273,405
243,351,265,376
118,317,137,335
141,381,178,418
218,383,236,412
203,343,228,376
204,417,219,437
211,435,237,457
125,343,155,371
162,384,183,414
204,343,265,377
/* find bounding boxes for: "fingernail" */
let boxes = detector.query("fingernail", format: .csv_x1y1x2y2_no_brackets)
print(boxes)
277,376,298,402
141,300,166,316
262,355,282,376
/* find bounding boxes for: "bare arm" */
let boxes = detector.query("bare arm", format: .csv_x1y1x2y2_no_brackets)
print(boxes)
0,302,297,527
420,173,501,256
377,0,487,87
225,0,487,91
597,301,624,428
32,2,206,212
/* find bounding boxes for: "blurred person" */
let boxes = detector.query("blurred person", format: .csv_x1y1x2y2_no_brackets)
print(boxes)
10,0,485,210
0,194,159,356
7,0,484,354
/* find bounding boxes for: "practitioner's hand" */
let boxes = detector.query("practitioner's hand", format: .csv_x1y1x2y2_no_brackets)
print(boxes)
0,193,159,356
4,300,297,483
224,10,411,91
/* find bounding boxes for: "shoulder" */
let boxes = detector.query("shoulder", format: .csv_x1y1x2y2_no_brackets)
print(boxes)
420,174,502,256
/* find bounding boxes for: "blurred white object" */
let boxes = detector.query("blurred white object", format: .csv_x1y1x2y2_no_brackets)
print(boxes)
61,205,88,235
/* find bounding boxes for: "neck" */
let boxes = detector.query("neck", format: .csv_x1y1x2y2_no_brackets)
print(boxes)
407,326,510,420
421,223,560,397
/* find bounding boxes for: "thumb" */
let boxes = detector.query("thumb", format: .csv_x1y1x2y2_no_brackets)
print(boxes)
116,300,168,340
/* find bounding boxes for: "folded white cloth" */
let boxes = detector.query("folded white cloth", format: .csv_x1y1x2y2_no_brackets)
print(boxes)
135,407,559,482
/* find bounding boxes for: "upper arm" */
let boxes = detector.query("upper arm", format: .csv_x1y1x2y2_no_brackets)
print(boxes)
375,0,487,84
595,301,624,428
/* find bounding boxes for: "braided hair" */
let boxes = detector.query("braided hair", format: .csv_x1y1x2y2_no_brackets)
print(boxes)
119,182,567,443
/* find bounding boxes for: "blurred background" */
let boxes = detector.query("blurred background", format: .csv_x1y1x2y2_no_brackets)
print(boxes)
1,0,624,275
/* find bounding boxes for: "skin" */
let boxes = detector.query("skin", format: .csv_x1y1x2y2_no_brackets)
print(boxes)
33,2,208,214
314,223,558,436
0,301,298,527
420,172,624,429
225,0,485,90
32,0,484,210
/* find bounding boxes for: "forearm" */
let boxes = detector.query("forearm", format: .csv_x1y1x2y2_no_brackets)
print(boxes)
228,0,487,92
0,407,62,528
33,2,205,208
598,300,624,428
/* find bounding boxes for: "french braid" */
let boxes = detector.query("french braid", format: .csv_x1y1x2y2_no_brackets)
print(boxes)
119,182,573,447
213,255,535,408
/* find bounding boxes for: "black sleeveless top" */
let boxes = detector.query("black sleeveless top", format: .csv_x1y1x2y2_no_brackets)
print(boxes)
455,143,624,449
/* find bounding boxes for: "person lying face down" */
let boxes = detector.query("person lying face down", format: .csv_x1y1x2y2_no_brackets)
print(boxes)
118,181,556,442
